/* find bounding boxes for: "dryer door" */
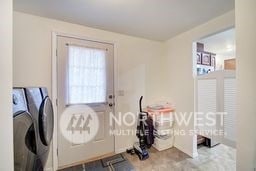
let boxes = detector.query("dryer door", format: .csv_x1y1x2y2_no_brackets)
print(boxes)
39,97,54,146
13,111,36,171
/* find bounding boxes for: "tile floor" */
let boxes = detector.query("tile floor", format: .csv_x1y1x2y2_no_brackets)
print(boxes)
59,144,236,171
124,144,236,171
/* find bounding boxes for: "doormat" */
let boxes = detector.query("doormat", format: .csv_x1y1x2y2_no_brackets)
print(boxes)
101,154,125,167
59,154,135,171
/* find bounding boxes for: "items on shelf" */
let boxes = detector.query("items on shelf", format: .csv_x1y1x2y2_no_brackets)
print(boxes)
147,102,175,151
196,42,216,76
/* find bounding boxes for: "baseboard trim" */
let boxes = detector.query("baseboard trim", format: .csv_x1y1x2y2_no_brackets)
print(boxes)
174,144,198,158
115,146,132,154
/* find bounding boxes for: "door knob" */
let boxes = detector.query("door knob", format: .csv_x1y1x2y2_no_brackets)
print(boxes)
109,103,113,107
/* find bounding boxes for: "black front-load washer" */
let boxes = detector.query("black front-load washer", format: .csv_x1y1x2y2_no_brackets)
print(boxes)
13,88,37,171
24,87,54,170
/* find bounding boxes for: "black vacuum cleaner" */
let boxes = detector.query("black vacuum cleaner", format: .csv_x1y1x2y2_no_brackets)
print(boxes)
127,96,154,160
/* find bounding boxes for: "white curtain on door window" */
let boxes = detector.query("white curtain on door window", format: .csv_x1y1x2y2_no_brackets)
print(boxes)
67,45,107,104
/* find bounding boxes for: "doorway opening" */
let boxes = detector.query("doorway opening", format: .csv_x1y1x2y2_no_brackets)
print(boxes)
192,28,236,168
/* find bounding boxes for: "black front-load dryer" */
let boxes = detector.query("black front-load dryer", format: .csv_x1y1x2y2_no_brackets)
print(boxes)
13,88,37,171
24,87,54,170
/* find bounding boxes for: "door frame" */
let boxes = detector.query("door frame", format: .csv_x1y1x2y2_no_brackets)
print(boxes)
51,31,118,171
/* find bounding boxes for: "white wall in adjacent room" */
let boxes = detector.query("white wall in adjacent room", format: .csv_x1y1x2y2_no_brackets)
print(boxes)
236,0,256,170
199,28,236,70
0,0,13,170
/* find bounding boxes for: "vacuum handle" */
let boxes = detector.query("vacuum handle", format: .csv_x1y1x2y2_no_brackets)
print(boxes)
139,96,143,112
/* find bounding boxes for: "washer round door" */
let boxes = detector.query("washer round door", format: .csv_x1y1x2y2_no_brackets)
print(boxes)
38,97,54,146
13,111,36,171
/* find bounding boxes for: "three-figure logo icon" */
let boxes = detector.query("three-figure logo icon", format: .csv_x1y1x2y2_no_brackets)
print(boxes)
60,105,99,144
67,114,92,134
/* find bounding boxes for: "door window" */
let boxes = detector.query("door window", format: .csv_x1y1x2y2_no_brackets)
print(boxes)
67,45,107,105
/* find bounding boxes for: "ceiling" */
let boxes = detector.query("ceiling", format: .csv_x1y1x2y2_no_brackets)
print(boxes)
14,0,234,41
199,28,235,57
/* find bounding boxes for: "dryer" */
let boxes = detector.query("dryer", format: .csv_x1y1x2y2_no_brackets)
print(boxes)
25,87,54,170
13,88,37,171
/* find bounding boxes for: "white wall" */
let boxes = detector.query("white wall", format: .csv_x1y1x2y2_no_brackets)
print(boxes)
165,10,235,157
13,11,167,169
215,54,235,70
200,28,236,70
0,0,13,170
236,0,256,170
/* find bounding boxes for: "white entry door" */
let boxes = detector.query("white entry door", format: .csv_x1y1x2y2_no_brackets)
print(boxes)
57,36,115,168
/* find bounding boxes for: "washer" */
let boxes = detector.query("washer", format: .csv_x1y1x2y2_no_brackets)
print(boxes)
25,87,54,170
13,88,37,171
